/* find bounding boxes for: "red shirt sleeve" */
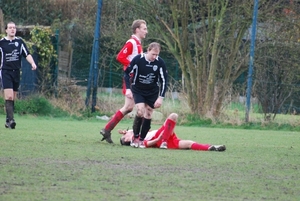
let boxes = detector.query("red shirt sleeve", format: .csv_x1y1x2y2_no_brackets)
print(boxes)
116,41,133,69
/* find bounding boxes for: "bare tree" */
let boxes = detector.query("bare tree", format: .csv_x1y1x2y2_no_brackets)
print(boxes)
124,0,251,116
253,5,300,120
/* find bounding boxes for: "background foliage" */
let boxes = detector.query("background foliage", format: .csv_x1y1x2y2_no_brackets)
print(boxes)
1,0,300,121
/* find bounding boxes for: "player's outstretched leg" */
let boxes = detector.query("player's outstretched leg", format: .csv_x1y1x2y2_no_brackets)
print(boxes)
100,110,125,143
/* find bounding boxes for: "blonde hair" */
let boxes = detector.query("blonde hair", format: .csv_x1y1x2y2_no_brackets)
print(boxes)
131,19,146,34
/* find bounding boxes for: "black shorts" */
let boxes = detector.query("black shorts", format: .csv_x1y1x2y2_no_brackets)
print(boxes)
1,69,21,91
131,86,159,109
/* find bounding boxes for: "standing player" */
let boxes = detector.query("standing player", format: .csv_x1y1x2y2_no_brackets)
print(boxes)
100,19,148,143
119,113,226,151
124,42,168,148
0,21,37,129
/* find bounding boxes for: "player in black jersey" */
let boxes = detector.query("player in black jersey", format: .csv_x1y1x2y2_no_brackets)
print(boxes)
0,22,37,129
124,42,168,148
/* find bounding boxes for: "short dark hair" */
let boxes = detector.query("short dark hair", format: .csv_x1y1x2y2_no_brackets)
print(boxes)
120,138,131,146
5,21,15,30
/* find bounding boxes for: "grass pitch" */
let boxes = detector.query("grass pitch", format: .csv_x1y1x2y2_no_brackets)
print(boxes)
0,115,299,201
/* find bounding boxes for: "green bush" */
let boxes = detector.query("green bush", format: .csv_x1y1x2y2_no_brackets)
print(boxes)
14,96,52,115
0,95,68,117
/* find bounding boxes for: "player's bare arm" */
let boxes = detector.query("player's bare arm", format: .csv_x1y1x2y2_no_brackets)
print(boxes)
26,55,37,70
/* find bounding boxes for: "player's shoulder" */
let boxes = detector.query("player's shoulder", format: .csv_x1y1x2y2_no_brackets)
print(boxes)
15,37,25,42
133,53,144,60
126,38,137,46
0,37,7,46
0,37,7,42
156,56,166,64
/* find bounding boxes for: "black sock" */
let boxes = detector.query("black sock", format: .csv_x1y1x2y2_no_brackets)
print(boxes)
132,116,143,138
140,118,151,141
5,100,14,121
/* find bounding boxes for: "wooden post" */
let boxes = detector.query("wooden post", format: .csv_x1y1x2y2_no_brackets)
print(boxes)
0,8,4,33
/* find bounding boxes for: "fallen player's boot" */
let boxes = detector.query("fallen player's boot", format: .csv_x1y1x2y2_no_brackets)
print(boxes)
138,140,146,148
208,145,226,152
100,128,113,143
159,142,167,149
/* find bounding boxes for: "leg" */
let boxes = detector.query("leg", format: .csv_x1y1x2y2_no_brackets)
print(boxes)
139,104,153,148
100,96,135,143
129,102,146,148
159,113,178,149
132,115,143,139
106,96,135,132
161,113,177,142
190,142,211,151
189,142,226,151
3,70,20,129
4,88,16,129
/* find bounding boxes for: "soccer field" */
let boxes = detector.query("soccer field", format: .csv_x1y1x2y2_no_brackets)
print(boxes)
0,115,299,201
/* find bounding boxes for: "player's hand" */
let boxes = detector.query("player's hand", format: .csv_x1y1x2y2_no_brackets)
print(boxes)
154,97,163,108
125,89,133,99
31,63,37,70
117,129,127,134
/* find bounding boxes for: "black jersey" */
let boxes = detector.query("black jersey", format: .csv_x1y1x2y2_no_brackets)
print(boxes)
124,53,168,97
0,37,31,70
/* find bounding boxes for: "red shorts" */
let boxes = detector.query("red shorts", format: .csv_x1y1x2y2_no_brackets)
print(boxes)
122,79,126,95
161,133,181,149
146,126,181,149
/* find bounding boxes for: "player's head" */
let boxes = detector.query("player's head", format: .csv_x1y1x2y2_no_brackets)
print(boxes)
146,42,161,62
119,129,134,146
5,21,16,38
132,19,147,40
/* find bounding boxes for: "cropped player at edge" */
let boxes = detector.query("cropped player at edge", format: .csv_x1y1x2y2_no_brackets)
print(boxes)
0,21,37,129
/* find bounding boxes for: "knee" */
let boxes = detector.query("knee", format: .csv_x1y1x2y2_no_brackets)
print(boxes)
125,105,134,113
122,106,133,115
136,109,144,117
121,104,134,115
136,111,143,117
169,113,178,122
5,95,14,101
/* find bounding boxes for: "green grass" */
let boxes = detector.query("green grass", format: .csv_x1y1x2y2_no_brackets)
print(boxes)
0,114,299,201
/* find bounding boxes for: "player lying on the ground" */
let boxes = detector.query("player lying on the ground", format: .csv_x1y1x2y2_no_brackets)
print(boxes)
119,113,226,151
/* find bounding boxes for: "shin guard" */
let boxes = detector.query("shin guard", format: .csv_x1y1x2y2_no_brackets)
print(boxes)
140,118,151,141
5,100,14,120
132,116,143,138
105,110,124,131
162,119,176,142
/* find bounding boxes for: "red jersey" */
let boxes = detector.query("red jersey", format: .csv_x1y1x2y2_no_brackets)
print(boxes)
116,35,143,70
117,35,143,94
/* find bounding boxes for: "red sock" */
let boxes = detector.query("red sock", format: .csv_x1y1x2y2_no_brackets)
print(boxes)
154,125,165,138
162,119,176,141
191,143,211,151
105,110,124,131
